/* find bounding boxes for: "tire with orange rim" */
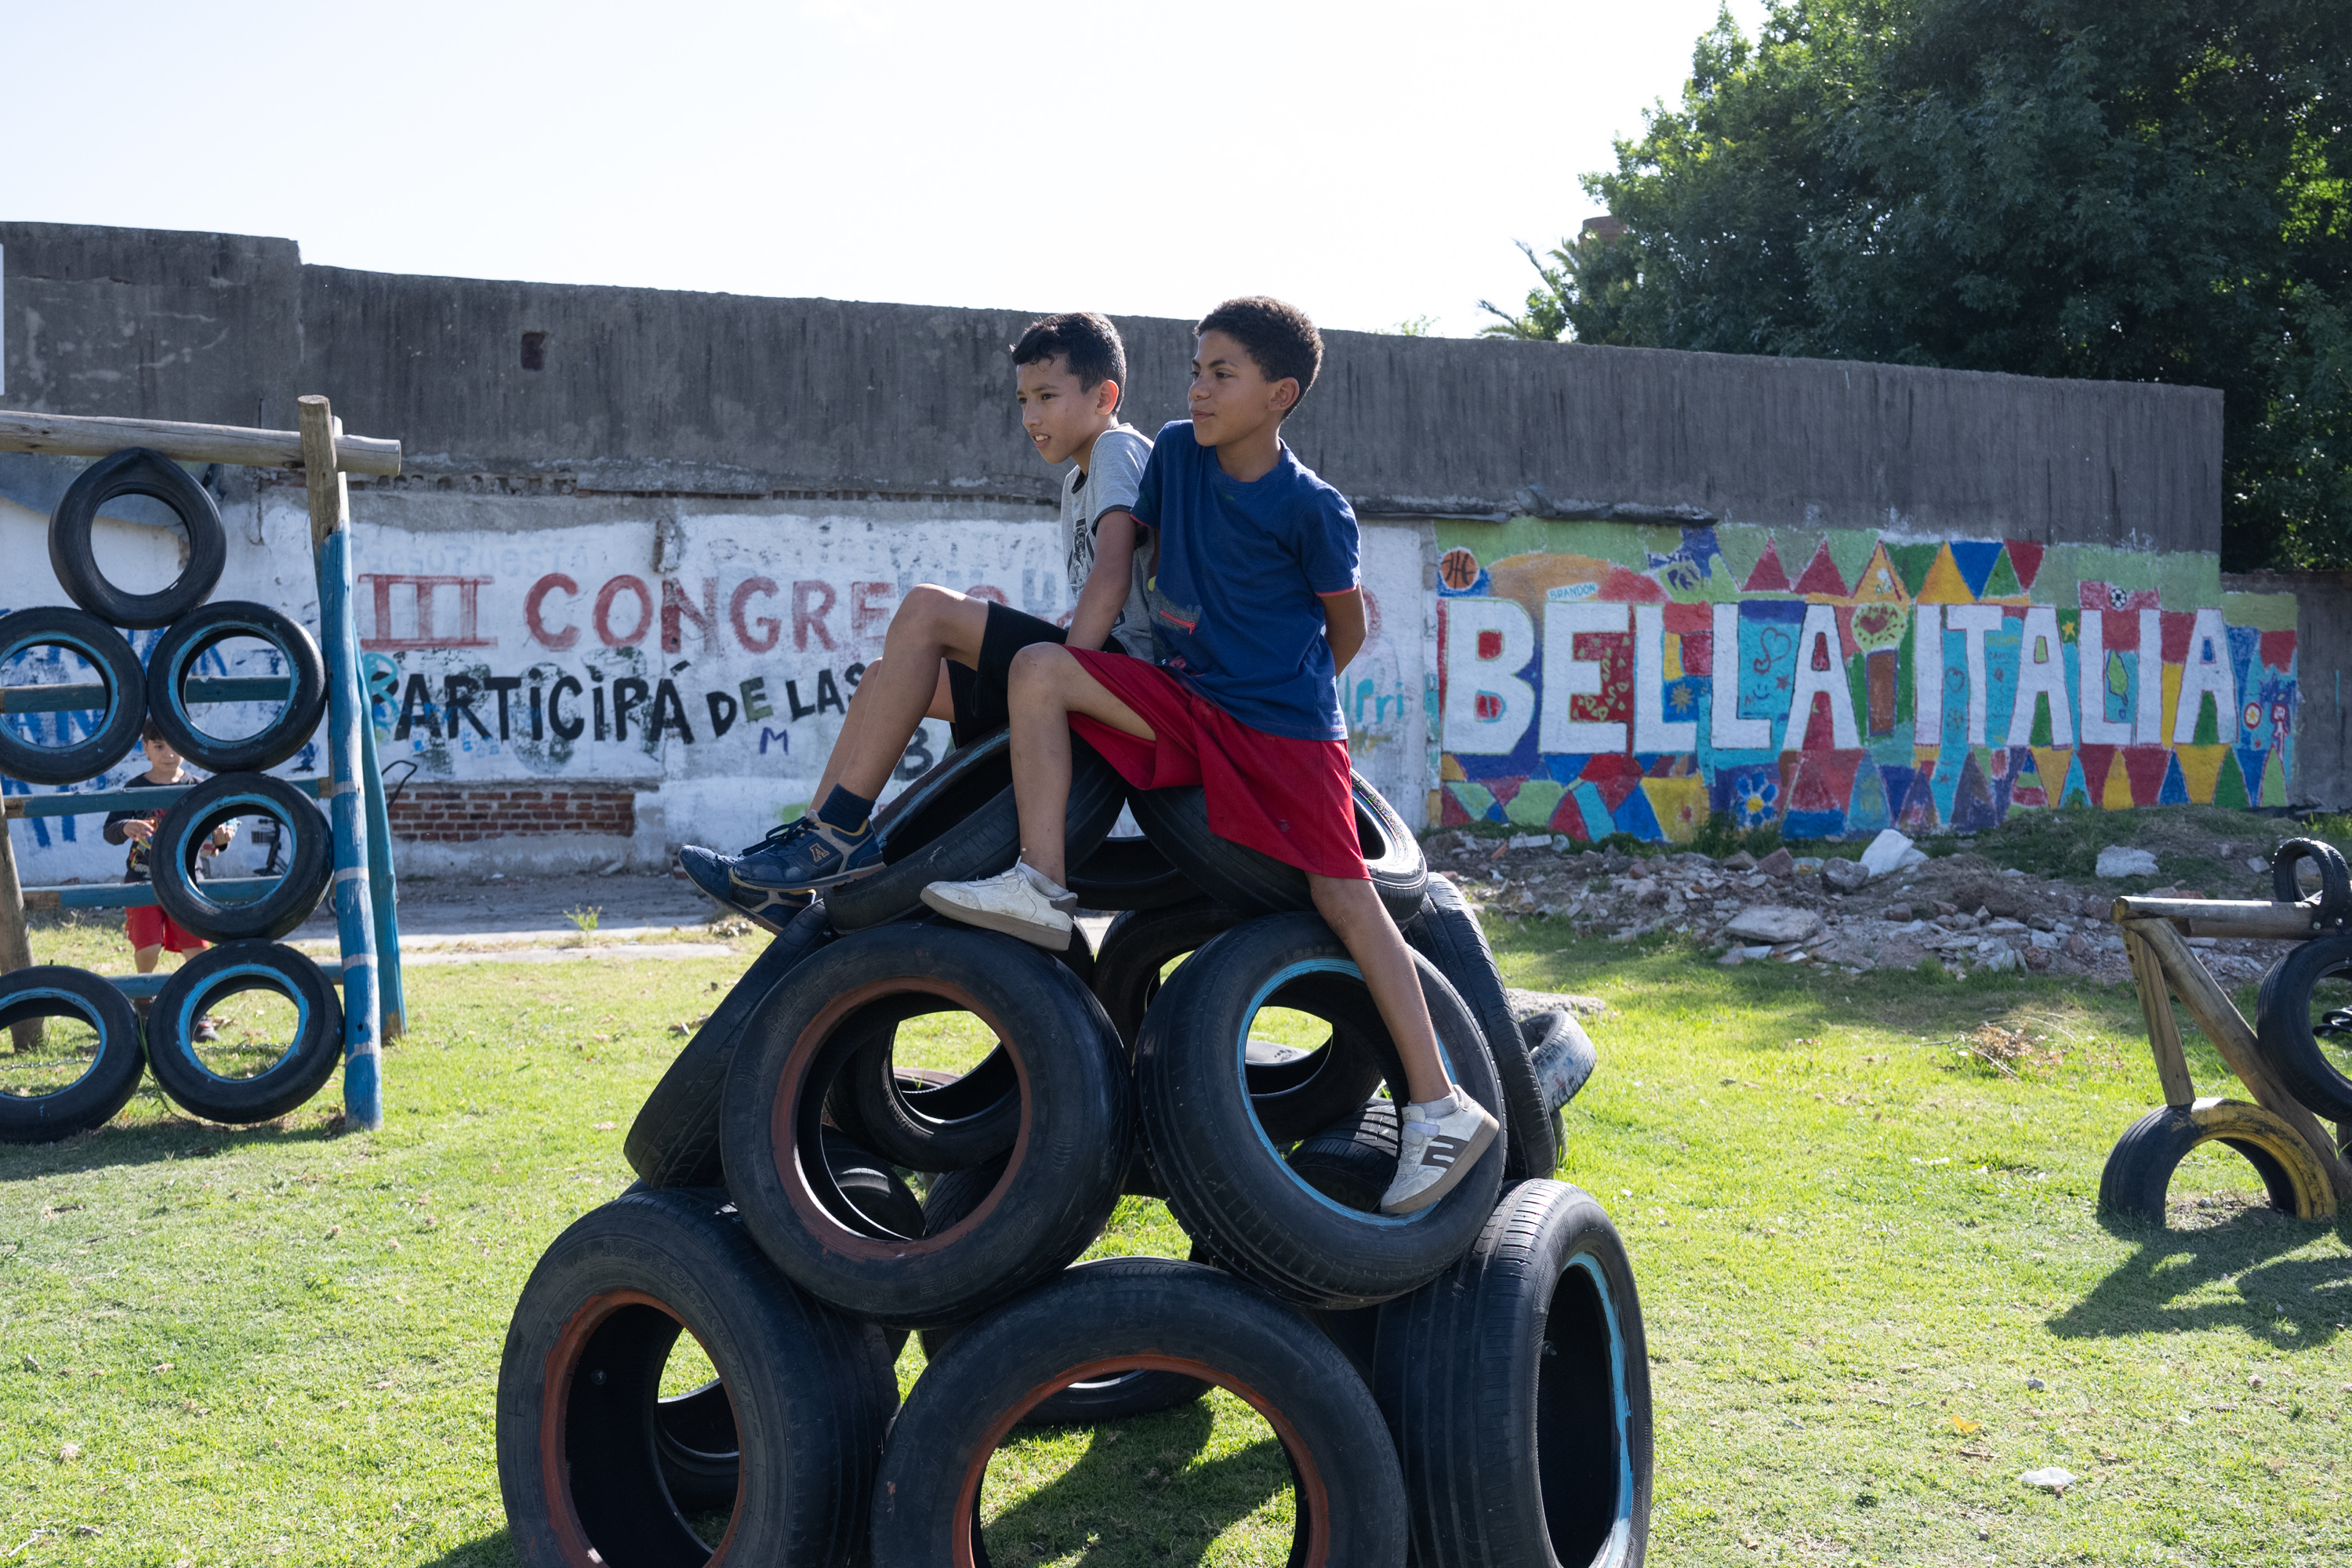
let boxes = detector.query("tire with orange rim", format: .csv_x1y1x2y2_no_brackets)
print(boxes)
495,1186,895,1568
869,1256,1406,1566
720,923,1134,1328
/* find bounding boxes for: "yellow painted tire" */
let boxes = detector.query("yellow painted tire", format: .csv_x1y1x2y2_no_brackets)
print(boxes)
2097,1097,2338,1224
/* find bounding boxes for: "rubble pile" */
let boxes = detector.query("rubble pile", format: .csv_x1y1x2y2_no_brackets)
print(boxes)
1436,828,2284,985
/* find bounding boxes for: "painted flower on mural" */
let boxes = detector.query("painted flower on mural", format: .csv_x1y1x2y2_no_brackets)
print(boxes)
1732,772,1779,828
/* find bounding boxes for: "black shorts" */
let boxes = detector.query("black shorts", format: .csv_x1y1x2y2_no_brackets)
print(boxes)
946,601,1068,747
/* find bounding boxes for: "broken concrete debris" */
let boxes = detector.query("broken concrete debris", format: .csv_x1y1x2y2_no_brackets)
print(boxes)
1430,828,2285,985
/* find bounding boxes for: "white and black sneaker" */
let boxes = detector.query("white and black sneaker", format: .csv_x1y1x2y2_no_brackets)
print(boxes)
1380,1088,1500,1214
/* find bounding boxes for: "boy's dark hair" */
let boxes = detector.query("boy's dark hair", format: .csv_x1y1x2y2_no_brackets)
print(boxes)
140,718,165,744
1196,296,1322,419
1011,313,1127,408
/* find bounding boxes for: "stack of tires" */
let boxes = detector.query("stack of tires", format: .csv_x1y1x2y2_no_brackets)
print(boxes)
0,450,340,1144
499,735,1642,1566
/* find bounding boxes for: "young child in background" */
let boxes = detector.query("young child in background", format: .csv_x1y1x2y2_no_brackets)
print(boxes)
920,297,1498,1214
679,310,1156,930
103,721,234,1031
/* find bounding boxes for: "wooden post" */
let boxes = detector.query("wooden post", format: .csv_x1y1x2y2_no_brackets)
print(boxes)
2122,927,2196,1109
0,813,40,1053
0,408,401,475
2125,916,2352,1203
299,397,383,1131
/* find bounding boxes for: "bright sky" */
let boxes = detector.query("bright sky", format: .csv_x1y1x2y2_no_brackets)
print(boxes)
1,0,1761,338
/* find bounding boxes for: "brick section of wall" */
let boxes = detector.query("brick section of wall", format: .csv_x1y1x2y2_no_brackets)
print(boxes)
387,786,636,844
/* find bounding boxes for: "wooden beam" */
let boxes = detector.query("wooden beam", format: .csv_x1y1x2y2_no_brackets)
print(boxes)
0,408,401,477
2122,926,2197,1109
0,809,39,1053
2125,916,2352,1203
2110,895,2321,940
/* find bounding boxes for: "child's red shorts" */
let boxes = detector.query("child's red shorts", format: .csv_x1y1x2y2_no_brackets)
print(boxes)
125,905,207,954
1065,648,1367,880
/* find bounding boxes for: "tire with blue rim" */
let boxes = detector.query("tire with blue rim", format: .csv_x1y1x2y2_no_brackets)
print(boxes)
1135,911,1504,1309
0,966,147,1145
47,448,227,627
150,772,331,943
1406,873,1561,1180
146,941,343,1123
0,607,147,786
1375,1179,1653,1567
143,601,328,775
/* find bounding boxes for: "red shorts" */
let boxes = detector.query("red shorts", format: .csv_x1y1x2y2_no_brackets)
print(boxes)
1065,648,1367,880
126,904,207,955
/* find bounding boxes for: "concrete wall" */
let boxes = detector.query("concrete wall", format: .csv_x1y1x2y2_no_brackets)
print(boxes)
2,220,2247,881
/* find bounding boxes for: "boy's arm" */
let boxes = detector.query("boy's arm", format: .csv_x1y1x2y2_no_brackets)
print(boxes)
1066,511,1142,652
1320,587,1367,673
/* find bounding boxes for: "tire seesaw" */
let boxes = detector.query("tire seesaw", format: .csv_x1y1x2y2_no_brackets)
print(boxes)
509,746,1636,1566
2100,837,2352,1225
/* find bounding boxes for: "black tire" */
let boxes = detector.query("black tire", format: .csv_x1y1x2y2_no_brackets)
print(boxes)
0,608,147,786
916,1167,1210,1426
47,448,228,628
1287,1098,1401,1212
1091,899,1247,1049
1138,911,1506,1309
1376,1179,1653,1568
825,730,1126,932
495,1186,895,1568
625,901,836,1188
2096,1098,2335,1224
1522,1007,1599,1117
145,941,342,1123
143,601,328,775
826,1014,1019,1174
1127,769,1427,924
0,967,147,1145
2253,931,2352,1122
871,1256,1406,1566
1068,831,1198,911
1407,875,1560,1181
822,1129,927,1239
149,772,330,943
720,923,1133,1327
2270,837,2352,926
652,1378,742,1517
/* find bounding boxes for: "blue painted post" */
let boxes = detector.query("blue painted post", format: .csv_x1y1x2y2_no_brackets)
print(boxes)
299,397,383,1131
356,699,407,1037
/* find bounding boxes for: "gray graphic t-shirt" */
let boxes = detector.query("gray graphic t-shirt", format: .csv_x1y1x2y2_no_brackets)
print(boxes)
1064,423,1156,659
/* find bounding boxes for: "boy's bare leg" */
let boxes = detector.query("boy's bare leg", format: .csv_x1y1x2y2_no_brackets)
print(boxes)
1309,876,1451,1104
828,586,994,803
1001,642,1155,886
132,944,162,975
810,656,956,808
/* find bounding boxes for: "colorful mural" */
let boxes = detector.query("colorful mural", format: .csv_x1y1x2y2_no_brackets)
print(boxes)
1432,519,2300,843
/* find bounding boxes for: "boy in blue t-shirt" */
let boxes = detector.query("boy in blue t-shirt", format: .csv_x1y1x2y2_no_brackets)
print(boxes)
924,297,1498,1214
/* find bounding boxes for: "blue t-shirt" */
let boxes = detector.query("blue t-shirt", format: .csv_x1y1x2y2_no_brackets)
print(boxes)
1131,421,1360,741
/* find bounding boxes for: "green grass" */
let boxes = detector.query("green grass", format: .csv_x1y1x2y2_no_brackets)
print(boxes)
3,913,2349,1565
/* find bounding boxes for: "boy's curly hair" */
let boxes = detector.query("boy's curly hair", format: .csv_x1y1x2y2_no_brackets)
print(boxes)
1011,313,1128,409
1196,297,1323,420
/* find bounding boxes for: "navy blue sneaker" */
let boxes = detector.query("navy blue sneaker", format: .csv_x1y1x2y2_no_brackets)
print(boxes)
735,815,884,891
678,843,809,935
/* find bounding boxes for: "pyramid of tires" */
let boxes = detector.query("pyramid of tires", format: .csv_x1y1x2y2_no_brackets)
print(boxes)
498,735,1653,1566
0,450,342,1144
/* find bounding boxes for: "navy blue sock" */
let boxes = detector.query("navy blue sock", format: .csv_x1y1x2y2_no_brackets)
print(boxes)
815,786,873,832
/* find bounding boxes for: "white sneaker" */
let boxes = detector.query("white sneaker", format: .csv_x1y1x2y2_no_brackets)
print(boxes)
1380,1089,1500,1214
920,863,1077,949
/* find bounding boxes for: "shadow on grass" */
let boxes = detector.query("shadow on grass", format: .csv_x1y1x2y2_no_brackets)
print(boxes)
982,1397,1296,1564
0,1090,348,1178
416,1533,514,1567
2053,1210,2352,1347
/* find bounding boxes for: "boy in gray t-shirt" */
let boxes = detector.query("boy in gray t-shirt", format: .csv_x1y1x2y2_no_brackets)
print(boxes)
680,310,1154,931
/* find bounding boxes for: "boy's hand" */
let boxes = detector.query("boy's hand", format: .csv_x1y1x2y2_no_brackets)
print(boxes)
212,821,238,848
122,820,156,844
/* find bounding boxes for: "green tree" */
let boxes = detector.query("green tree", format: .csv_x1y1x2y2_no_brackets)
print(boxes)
1518,0,2352,568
